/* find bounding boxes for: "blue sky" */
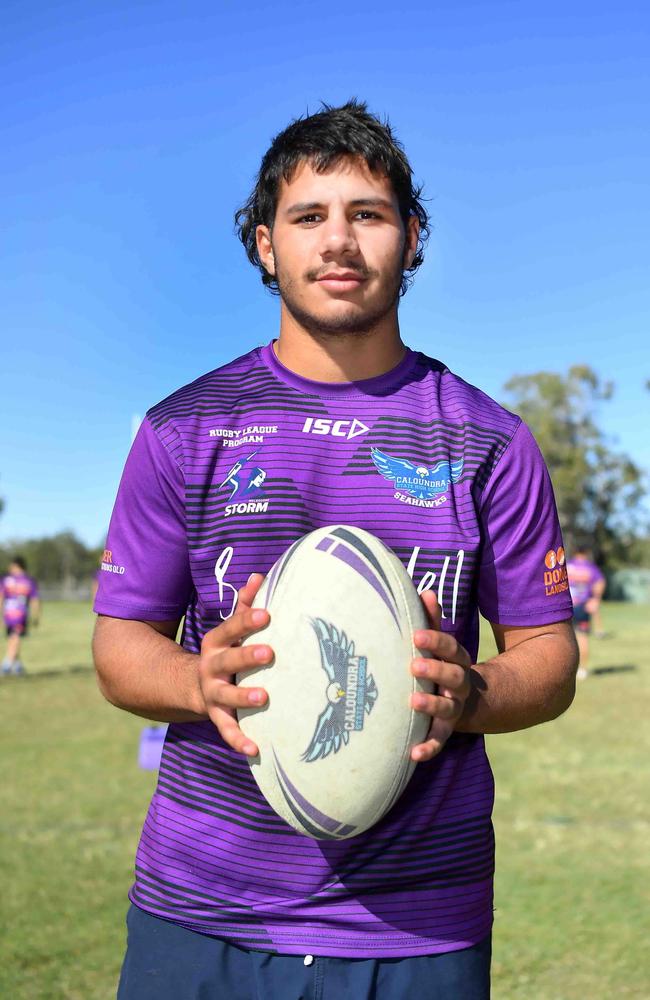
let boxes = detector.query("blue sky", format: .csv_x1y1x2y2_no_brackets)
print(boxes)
2,0,648,547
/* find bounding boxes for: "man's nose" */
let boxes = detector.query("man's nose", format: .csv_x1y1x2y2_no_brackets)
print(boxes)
319,213,359,257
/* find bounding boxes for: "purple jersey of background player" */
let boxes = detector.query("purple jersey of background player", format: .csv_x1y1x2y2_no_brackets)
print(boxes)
2,572,39,628
566,557,604,607
94,344,572,958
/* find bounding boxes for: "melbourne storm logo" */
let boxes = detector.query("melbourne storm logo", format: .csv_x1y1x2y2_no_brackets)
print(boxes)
219,451,269,519
302,619,378,763
220,451,267,499
371,447,463,509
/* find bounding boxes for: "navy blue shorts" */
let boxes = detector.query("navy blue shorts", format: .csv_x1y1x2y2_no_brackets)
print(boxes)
5,622,27,637
573,603,591,633
117,904,491,1000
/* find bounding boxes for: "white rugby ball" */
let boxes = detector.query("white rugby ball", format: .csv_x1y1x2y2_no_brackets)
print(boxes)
237,525,432,840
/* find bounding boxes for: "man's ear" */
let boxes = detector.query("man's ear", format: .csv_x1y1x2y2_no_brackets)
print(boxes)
256,225,275,276
403,214,420,268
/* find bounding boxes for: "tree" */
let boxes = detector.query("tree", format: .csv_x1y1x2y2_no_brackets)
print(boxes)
502,365,647,570
0,531,103,584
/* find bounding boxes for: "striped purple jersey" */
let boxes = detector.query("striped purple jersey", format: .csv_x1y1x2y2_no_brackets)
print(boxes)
95,343,573,957
2,573,38,627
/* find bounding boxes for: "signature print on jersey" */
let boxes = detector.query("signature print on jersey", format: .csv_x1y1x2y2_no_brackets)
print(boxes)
371,447,464,508
211,542,469,628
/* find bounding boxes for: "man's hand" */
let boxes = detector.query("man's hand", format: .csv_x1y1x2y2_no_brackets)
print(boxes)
199,573,273,757
409,590,472,762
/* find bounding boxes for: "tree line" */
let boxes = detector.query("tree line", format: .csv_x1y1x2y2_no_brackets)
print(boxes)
503,365,648,570
0,531,103,585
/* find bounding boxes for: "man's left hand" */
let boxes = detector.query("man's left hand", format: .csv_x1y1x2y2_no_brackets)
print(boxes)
410,590,473,762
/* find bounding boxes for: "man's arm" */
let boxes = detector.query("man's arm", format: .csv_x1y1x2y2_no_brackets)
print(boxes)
586,576,606,615
457,619,578,734
29,596,41,626
92,574,274,754
410,592,578,760
93,616,204,723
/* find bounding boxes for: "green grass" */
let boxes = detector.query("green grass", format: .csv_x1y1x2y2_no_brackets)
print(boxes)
484,604,650,999
0,604,157,1000
1,602,649,998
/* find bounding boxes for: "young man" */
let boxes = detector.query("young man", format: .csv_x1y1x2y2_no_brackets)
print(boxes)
93,101,577,999
566,546,605,679
1,556,40,675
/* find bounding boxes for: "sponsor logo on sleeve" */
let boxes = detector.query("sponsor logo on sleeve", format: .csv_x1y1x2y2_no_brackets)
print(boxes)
100,549,126,575
543,547,568,595
371,447,463,508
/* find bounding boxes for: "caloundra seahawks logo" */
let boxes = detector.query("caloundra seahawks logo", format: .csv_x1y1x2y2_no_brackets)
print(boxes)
302,619,378,763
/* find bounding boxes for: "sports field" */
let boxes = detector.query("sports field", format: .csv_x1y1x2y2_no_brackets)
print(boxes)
1,602,648,999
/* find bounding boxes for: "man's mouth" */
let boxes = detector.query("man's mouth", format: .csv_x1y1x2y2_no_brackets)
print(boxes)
315,270,366,292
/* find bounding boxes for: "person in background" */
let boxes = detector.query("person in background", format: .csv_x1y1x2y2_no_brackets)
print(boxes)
566,546,605,679
1,555,40,675
591,599,607,639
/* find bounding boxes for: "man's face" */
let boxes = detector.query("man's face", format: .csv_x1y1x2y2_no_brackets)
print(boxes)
256,157,418,337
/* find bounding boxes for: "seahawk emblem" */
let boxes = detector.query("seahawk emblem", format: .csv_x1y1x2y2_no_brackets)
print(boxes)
302,619,378,763
371,448,464,500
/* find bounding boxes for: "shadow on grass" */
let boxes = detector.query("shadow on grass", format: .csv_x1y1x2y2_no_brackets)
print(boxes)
1,665,94,682
592,664,637,676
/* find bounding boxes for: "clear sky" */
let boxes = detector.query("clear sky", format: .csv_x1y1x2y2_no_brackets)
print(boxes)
2,0,649,547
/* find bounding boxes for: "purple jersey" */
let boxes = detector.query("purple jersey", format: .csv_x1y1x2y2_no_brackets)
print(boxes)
566,557,604,606
2,573,38,627
95,344,572,957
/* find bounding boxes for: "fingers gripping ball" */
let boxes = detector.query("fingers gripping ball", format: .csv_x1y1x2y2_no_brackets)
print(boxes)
238,525,433,840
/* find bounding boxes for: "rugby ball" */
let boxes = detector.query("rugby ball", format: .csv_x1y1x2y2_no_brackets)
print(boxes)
237,525,433,840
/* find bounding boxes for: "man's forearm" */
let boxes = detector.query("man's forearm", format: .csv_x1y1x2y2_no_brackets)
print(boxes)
456,629,578,734
93,615,208,723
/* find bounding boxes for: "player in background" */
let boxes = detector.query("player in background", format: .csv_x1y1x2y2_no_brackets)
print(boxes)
566,546,605,679
1,556,40,675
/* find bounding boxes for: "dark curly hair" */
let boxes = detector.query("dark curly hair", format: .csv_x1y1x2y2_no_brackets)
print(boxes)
234,99,430,296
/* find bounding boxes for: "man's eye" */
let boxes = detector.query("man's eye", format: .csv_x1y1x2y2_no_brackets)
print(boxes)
356,211,380,220
297,214,321,224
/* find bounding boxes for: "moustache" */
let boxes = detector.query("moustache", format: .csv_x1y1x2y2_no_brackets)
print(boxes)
305,265,374,282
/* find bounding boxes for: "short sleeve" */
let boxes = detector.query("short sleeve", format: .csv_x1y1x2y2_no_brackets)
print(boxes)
30,577,39,599
477,421,573,626
93,417,193,621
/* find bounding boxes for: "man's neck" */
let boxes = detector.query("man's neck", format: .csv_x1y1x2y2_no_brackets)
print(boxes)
273,316,407,384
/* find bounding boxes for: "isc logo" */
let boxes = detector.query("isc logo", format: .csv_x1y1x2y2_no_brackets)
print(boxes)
301,417,369,440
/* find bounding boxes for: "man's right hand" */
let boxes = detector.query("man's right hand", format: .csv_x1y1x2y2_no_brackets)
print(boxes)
198,573,273,756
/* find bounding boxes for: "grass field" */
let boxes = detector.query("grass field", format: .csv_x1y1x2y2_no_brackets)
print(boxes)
1,602,649,999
